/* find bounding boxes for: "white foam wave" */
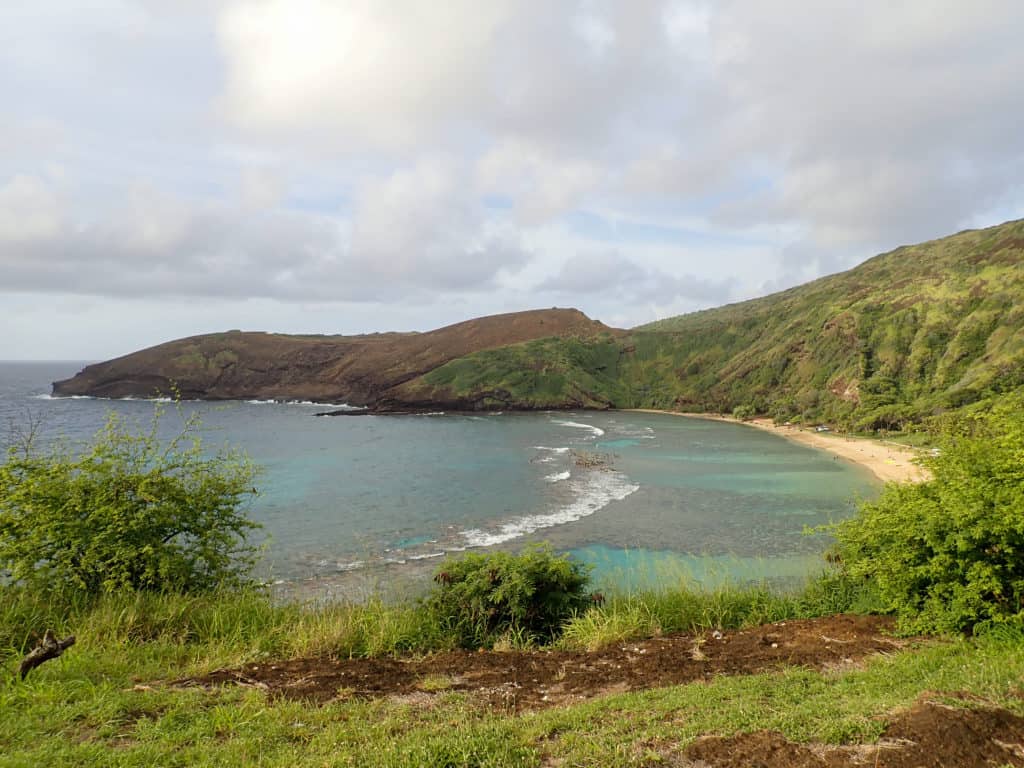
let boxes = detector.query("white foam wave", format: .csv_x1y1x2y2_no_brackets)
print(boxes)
534,446,570,453
460,470,639,548
35,393,177,403
545,470,570,483
408,551,446,561
552,419,605,437
245,399,360,408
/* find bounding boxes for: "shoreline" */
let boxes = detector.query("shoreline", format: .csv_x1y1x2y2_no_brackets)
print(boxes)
624,409,929,484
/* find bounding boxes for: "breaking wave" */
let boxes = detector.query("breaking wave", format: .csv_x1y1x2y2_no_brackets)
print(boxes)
459,470,638,548
552,419,605,437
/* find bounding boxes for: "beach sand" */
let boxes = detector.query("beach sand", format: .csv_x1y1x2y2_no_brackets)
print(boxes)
626,410,929,484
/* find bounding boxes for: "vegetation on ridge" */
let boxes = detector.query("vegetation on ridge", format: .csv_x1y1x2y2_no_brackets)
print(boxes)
397,218,1024,430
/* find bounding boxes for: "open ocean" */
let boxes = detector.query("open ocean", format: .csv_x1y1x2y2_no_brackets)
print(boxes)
0,361,877,596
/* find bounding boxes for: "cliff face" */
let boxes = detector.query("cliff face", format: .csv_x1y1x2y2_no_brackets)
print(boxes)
53,218,1024,423
396,219,1024,428
52,308,621,407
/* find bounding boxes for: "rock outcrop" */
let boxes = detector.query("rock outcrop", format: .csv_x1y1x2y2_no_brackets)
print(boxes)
52,308,620,408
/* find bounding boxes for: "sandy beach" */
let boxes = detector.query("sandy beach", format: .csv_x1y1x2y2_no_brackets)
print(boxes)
626,410,929,484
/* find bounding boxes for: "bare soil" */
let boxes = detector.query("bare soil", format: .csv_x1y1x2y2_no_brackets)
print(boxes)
178,614,902,711
676,696,1024,767
52,307,619,406
173,614,1024,766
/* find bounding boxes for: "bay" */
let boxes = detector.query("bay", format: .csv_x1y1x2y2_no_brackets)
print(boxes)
0,361,877,596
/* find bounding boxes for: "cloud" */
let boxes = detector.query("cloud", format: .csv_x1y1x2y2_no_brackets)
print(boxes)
349,158,531,291
0,175,64,241
476,140,605,223
218,0,512,149
702,1,1024,247
216,1,696,155
2,0,1024,359
538,250,735,306
0,173,528,302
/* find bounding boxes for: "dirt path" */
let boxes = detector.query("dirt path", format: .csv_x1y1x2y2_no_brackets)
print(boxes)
175,615,1024,766
626,410,929,484
677,696,1024,767
180,615,901,711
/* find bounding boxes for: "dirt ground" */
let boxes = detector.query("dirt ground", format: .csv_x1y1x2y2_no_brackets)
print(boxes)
180,614,902,711
176,614,1024,766
676,696,1024,767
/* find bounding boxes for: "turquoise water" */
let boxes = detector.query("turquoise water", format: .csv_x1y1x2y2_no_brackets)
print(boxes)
571,545,829,592
1,362,877,595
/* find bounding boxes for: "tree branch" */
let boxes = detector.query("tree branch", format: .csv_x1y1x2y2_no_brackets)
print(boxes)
19,630,76,680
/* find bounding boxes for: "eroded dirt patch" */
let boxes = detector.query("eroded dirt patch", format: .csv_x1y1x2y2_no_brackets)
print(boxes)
176,614,902,711
676,697,1024,767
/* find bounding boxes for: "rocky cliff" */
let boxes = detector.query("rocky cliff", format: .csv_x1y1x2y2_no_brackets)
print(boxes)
52,308,621,407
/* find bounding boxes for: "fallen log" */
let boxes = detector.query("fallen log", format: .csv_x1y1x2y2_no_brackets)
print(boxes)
19,630,76,680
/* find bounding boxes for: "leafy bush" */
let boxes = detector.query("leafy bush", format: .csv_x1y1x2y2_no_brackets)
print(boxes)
425,545,592,648
732,404,756,421
833,392,1024,633
0,407,260,595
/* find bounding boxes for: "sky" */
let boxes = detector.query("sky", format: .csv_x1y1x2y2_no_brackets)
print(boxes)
1,1,1023,360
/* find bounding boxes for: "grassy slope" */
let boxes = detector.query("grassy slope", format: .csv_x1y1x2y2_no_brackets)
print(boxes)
2,589,1023,767
395,219,1024,428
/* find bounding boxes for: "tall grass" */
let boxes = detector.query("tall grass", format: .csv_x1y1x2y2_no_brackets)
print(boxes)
1,568,882,669
559,570,883,651
0,587,451,674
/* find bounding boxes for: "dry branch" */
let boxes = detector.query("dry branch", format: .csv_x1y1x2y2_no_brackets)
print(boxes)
19,630,76,680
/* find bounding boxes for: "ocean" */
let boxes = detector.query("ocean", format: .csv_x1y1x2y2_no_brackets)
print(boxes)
0,361,877,596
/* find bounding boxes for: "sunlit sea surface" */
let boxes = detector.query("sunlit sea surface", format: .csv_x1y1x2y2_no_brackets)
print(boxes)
0,361,877,597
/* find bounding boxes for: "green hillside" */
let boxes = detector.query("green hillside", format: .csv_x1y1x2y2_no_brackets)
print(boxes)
394,219,1024,430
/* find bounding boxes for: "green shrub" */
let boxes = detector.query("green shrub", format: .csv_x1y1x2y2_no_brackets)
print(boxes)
425,545,592,648
731,404,756,421
833,392,1024,633
0,406,260,595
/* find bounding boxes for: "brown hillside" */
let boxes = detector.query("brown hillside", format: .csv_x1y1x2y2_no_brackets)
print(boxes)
52,308,619,404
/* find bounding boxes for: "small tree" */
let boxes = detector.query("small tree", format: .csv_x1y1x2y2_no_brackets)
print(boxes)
732,404,756,421
833,392,1024,633
0,406,260,595
426,545,592,648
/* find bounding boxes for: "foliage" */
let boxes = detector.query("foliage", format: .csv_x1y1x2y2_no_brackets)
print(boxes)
832,392,1024,633
559,569,883,651
0,406,261,595
395,218,1024,431
731,404,756,421
3,579,1024,767
425,545,592,647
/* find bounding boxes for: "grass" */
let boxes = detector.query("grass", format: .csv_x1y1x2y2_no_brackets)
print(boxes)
1,578,1021,767
559,571,880,651
390,218,1024,432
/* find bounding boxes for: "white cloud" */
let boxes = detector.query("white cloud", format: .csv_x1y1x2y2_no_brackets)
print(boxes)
538,249,734,306
0,175,64,242
349,158,530,290
218,0,511,148
702,0,1024,247
1,0,1023,358
476,140,605,223
0,170,527,302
